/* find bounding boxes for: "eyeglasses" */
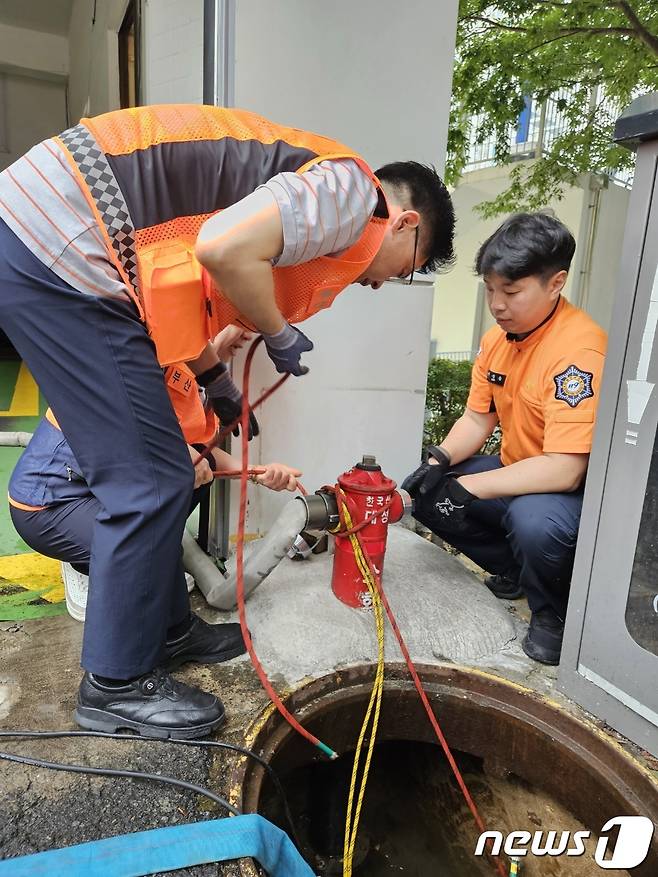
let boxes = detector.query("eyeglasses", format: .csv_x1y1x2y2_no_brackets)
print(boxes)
387,225,420,286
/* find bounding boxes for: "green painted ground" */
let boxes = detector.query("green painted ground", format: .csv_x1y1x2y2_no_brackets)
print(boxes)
0,447,32,555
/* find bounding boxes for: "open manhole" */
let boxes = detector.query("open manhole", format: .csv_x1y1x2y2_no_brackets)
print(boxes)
234,664,658,876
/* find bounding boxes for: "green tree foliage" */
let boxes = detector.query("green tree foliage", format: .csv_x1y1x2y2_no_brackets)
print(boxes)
447,0,658,216
424,358,502,454
424,358,473,445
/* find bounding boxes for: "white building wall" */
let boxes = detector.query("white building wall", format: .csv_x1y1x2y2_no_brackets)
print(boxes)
143,0,203,104
68,0,129,122
0,22,68,80
0,17,68,172
0,74,67,172
229,0,458,535
580,178,631,332
233,0,454,172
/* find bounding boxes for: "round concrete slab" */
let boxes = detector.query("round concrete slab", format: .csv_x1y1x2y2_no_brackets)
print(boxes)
209,525,516,686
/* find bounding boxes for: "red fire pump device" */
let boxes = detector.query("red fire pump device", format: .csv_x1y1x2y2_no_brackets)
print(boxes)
331,455,410,608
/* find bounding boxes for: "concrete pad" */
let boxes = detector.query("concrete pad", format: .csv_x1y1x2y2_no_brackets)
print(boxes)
207,524,517,686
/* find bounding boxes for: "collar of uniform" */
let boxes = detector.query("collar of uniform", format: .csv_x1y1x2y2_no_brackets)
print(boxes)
505,296,563,350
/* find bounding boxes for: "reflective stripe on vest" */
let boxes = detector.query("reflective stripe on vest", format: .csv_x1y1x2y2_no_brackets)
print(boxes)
56,105,387,364
55,124,142,315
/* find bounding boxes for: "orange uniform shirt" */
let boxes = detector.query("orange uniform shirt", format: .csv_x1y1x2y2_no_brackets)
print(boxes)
467,297,607,466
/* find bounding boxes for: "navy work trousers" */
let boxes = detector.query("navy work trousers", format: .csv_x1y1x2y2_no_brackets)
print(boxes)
412,455,583,619
10,481,209,591
0,219,194,677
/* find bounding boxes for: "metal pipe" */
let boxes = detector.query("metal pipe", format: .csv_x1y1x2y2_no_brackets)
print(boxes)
302,492,339,530
190,497,305,610
0,432,32,447
203,0,235,107
576,176,603,312
189,491,340,610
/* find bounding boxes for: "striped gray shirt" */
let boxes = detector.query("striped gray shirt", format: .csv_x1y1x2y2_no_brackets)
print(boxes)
0,140,378,299
0,139,129,300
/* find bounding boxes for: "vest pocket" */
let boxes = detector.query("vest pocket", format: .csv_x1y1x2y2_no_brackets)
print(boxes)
138,242,209,366
305,284,343,317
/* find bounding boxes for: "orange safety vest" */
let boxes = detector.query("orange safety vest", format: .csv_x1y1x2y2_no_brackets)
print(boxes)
56,105,388,366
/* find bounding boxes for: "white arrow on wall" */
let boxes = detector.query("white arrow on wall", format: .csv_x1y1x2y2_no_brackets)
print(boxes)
627,263,658,432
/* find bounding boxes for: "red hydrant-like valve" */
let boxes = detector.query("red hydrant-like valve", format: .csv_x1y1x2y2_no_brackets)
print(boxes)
331,455,407,608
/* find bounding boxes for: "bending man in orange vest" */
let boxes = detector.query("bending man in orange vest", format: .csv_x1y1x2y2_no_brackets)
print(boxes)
0,104,455,739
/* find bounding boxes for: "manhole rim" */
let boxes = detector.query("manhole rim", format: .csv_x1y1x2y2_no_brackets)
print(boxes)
230,663,658,876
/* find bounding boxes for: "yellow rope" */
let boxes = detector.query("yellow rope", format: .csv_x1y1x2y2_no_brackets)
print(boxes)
339,493,386,877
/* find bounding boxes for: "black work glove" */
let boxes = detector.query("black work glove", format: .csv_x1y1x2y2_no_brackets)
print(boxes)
263,322,314,376
196,362,260,440
401,445,451,498
429,474,477,532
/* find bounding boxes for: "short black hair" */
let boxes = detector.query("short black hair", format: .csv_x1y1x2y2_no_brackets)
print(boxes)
375,161,455,274
475,212,575,281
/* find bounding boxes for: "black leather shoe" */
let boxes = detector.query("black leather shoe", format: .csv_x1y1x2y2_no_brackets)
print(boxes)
522,611,564,666
484,573,524,600
164,613,246,670
74,669,225,739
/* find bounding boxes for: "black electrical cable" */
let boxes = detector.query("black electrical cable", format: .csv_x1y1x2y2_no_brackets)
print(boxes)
0,749,239,815
0,730,303,853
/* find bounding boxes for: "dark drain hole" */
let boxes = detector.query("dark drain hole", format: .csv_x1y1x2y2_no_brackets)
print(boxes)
260,739,618,876
260,741,486,875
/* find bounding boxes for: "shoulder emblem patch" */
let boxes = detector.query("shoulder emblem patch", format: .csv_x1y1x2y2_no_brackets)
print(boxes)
553,364,594,408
